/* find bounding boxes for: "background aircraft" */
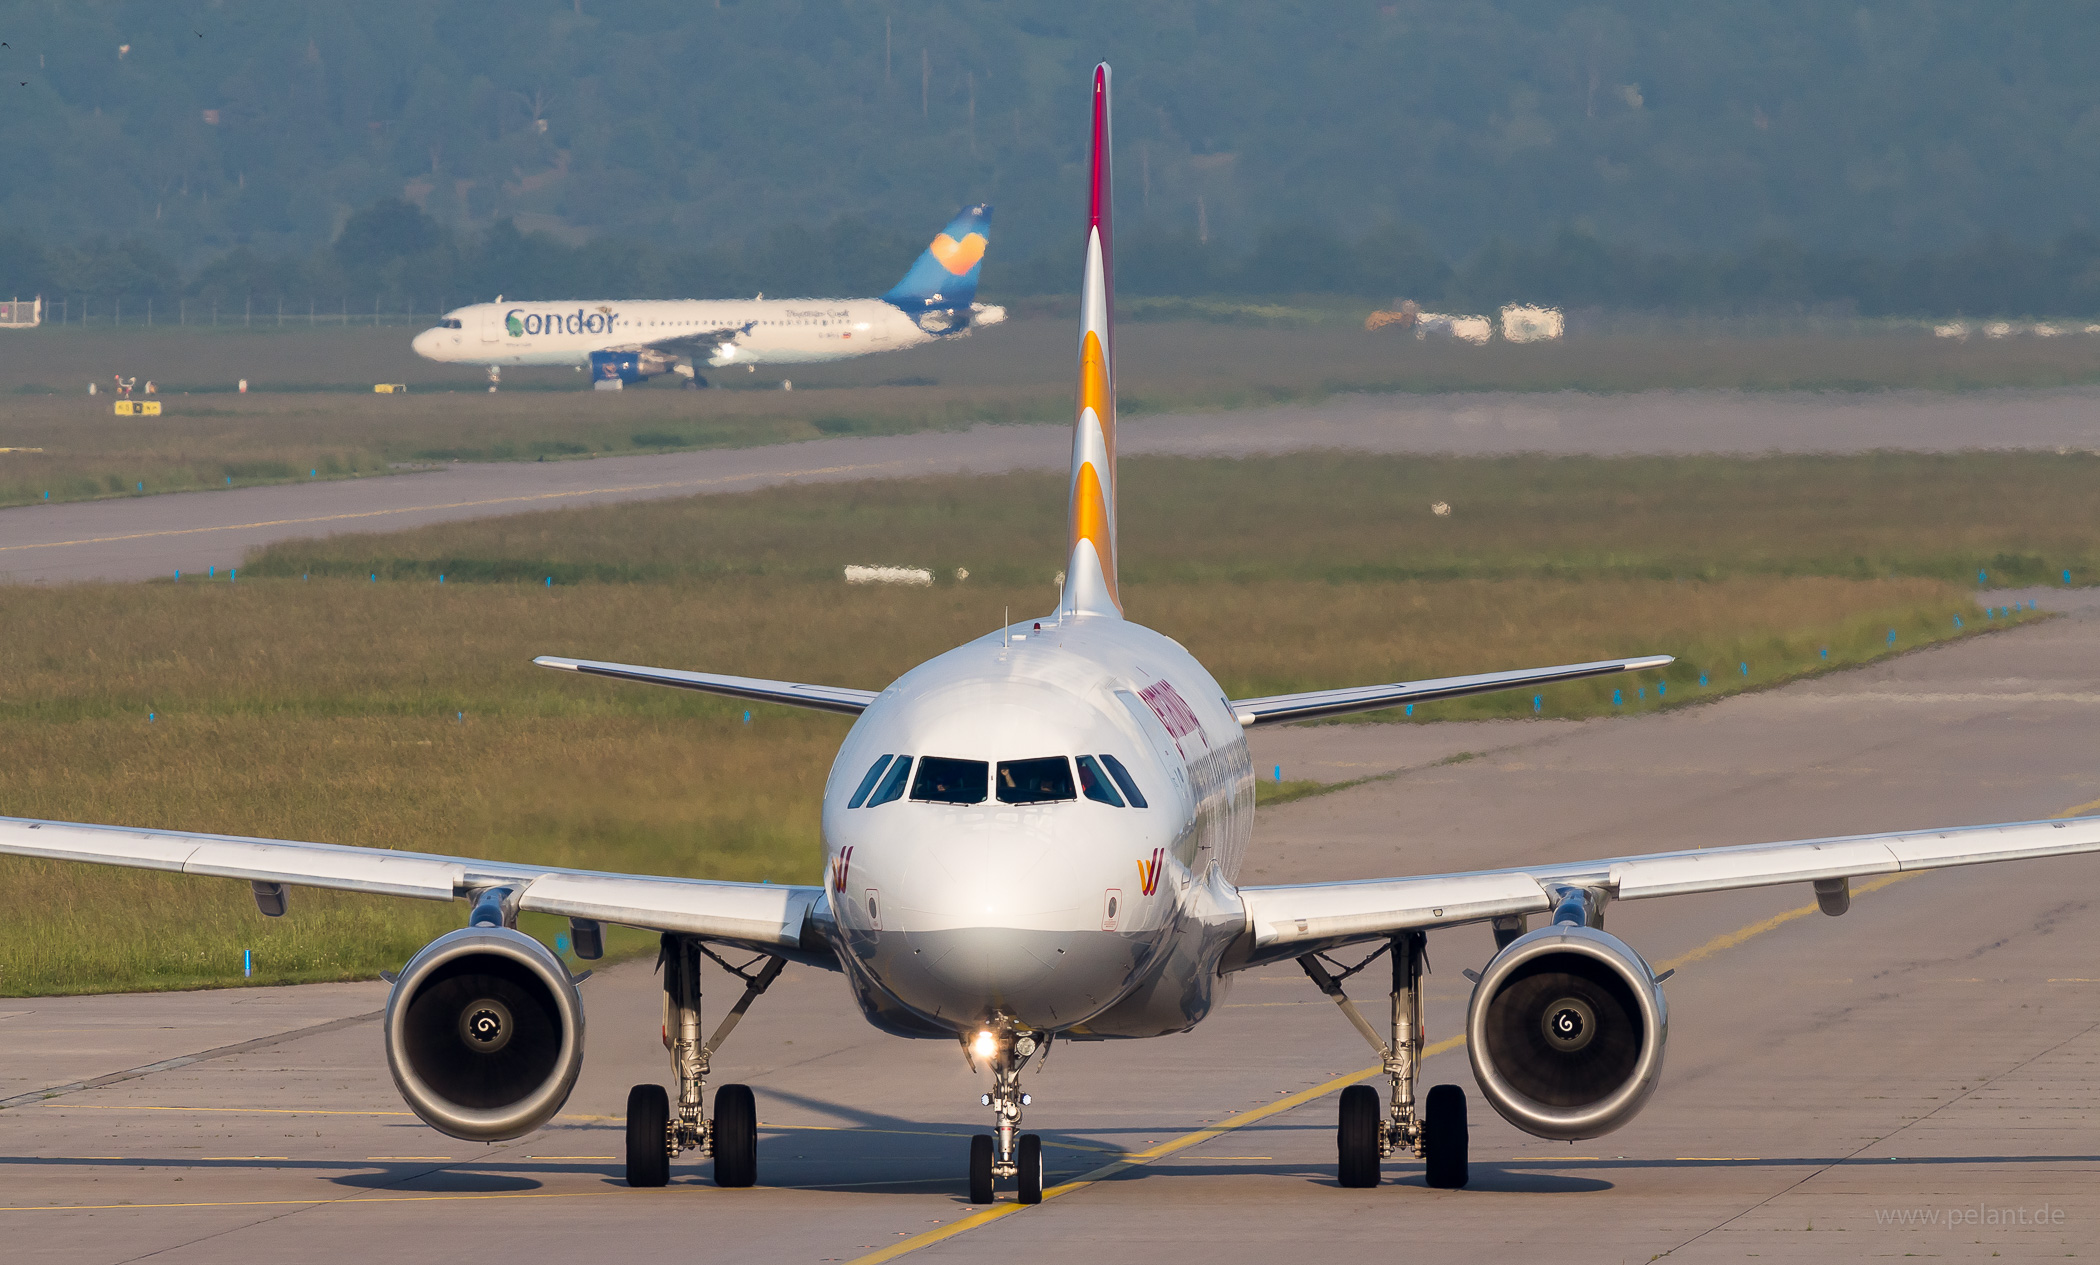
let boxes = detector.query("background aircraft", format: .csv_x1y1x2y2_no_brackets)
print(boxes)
9,65,2100,1209
410,206,1003,389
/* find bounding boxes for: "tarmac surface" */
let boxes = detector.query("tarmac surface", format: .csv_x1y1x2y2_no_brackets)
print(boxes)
10,386,2100,584
5,588,2099,1261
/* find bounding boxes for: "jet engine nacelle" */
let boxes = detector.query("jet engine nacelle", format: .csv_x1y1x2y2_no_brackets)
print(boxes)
384,926,585,1141
1465,923,1667,1141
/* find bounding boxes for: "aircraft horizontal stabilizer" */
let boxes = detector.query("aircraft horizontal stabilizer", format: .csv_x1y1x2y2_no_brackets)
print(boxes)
533,655,878,715
1232,812,2100,969
1229,654,1673,726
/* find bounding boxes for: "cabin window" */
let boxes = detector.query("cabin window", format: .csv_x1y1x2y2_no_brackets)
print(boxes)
865,755,913,807
1075,755,1124,806
911,757,987,805
848,755,894,809
1100,754,1148,808
997,756,1074,805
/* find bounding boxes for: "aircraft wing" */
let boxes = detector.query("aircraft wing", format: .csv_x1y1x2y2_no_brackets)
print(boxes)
1230,655,1673,726
0,815,830,961
535,655,878,715
1230,814,2100,969
618,320,756,355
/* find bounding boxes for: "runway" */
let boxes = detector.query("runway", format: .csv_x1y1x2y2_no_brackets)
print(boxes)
9,386,2100,583
4,589,2097,1260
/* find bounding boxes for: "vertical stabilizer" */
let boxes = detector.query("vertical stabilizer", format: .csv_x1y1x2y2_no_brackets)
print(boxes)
1061,64,1120,619
882,205,993,312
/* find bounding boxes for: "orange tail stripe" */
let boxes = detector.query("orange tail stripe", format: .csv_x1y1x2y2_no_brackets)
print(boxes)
1071,460,1117,602
1078,328,1114,467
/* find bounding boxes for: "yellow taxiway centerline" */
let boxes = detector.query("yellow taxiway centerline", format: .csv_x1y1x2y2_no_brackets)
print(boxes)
844,1038,1462,1265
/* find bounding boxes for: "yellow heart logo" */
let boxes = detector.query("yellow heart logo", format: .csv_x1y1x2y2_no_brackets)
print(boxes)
927,231,987,275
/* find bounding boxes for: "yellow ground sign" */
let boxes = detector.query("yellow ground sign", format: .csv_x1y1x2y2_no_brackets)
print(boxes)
373,383,408,393
113,400,162,416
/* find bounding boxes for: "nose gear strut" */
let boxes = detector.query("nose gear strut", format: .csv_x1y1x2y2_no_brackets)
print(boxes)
963,1028,1047,1204
1299,930,1470,1189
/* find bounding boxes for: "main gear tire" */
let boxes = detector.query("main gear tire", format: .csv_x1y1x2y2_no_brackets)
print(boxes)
624,1084,671,1188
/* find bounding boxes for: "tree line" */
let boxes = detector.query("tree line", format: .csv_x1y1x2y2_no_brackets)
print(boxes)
8,2,2100,275
5,199,2100,320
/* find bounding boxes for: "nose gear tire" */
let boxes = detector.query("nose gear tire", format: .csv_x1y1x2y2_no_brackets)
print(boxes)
1018,1133,1044,1204
712,1083,758,1187
624,1084,670,1188
1336,1084,1381,1188
1423,1083,1469,1189
969,1134,995,1205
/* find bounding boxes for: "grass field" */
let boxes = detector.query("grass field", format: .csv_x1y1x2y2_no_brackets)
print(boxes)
7,319,2100,508
254,450,2100,590
0,450,2053,995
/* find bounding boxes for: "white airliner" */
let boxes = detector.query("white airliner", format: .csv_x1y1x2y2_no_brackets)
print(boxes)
10,65,2100,1204
409,205,1004,390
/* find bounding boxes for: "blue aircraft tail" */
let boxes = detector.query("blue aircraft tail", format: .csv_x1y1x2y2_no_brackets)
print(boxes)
883,205,992,312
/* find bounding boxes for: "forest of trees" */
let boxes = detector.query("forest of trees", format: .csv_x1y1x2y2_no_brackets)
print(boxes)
5,2,2100,315
7,202,2100,319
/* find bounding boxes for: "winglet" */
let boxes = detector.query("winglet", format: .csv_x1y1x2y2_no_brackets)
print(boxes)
1060,64,1120,619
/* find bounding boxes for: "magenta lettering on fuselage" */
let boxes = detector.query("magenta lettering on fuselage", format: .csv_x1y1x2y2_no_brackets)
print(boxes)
508,308,618,338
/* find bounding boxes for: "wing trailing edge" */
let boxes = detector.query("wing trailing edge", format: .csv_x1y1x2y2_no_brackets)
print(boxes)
534,656,877,715
1230,654,1673,726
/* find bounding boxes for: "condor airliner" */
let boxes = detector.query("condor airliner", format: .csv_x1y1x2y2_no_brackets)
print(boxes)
410,206,1004,390
12,65,2100,1204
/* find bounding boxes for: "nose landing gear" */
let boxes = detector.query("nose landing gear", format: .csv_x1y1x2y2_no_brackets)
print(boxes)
486,364,501,393
964,1028,1047,1204
1300,930,1469,1189
625,935,785,1189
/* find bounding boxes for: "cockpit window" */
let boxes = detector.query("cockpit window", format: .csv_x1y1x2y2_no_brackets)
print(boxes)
997,756,1075,805
437,318,463,329
1099,753,1148,808
1075,755,1124,806
847,755,894,809
911,757,987,805
865,755,913,807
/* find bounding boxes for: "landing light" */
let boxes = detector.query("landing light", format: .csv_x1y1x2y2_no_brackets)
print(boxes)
971,1030,998,1060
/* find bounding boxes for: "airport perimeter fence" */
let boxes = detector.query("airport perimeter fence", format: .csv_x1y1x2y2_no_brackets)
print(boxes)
28,296,453,330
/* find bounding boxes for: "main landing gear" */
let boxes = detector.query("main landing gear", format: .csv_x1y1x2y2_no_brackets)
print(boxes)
963,1027,1047,1205
1300,930,1469,1190
625,935,785,1189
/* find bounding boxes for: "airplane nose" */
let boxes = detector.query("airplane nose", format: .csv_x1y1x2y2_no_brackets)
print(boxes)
913,927,1061,996
411,329,436,358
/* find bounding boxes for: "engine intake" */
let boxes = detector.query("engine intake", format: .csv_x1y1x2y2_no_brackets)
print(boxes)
1465,923,1667,1140
384,926,585,1141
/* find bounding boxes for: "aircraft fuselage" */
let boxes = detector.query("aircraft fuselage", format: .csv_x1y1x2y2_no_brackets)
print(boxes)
412,298,983,371
817,611,1255,1043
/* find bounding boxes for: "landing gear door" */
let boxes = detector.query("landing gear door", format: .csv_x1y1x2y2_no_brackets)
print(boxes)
1114,689,1192,816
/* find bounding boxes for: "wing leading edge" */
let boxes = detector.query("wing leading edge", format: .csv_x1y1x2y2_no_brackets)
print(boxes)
0,816,829,961
1230,654,1673,726
1232,813,2100,970
534,655,877,715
